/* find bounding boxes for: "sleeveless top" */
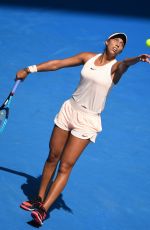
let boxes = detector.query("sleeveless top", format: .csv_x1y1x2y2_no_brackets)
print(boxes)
72,53,117,114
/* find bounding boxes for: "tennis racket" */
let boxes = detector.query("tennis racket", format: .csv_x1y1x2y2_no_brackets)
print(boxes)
0,80,21,133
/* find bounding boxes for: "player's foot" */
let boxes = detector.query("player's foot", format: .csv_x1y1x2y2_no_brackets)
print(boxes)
20,196,43,211
31,205,47,226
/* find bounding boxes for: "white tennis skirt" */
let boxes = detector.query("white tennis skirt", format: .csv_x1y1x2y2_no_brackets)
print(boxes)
54,98,102,143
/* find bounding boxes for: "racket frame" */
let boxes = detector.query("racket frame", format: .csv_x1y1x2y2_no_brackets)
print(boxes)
0,80,21,132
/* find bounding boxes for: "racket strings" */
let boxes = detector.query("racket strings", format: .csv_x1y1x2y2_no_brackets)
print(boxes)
0,80,20,133
0,109,8,132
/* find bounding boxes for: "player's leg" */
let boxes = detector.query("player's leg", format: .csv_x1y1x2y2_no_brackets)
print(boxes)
20,125,70,211
31,134,90,224
42,134,90,211
38,125,70,200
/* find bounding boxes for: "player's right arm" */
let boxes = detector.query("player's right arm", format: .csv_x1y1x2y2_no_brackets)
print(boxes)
16,52,95,81
36,52,95,71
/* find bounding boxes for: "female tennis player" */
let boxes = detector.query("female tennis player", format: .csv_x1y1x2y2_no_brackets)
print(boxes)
16,32,150,225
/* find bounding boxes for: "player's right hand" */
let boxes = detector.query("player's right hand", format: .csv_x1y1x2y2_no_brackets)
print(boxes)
15,69,29,81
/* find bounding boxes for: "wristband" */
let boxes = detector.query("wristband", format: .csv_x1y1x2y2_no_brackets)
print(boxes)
28,65,38,73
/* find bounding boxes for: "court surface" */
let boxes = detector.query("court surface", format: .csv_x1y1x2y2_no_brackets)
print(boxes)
0,2,150,230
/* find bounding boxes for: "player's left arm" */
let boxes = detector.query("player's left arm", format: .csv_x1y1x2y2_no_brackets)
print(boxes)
112,54,150,84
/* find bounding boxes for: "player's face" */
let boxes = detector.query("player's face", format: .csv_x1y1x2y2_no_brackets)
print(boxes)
106,37,124,56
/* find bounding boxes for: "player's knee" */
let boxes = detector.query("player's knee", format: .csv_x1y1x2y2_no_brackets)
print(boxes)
47,146,61,164
58,161,74,174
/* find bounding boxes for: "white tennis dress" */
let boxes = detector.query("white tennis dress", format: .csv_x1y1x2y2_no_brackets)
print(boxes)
54,53,117,142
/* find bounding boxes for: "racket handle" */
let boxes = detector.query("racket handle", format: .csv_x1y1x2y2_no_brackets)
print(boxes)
12,80,21,94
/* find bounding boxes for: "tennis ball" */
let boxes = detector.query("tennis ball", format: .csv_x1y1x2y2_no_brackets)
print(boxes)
146,39,150,47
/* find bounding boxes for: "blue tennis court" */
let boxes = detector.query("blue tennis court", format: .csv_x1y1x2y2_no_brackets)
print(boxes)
0,1,150,229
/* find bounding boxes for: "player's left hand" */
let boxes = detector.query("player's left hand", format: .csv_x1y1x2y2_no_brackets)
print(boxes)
139,54,150,63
